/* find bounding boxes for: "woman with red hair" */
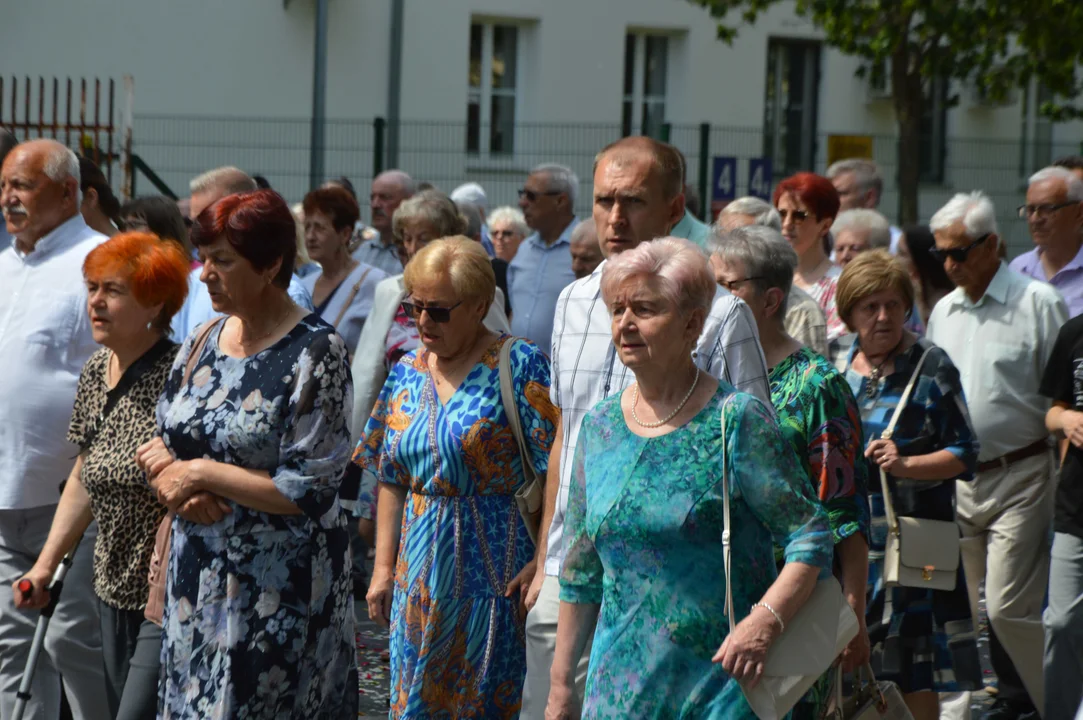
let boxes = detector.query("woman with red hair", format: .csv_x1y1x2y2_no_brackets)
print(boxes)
137,189,356,718
773,173,846,341
14,231,190,720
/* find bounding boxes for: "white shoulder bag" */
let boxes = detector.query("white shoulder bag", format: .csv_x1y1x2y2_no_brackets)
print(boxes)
498,338,543,543
720,397,860,720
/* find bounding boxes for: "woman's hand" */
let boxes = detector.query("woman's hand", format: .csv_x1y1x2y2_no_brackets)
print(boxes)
712,607,782,688
865,439,908,476
506,558,536,619
135,437,175,479
150,460,203,511
176,492,232,525
544,681,581,720
12,565,55,610
839,619,871,673
525,568,546,613
366,566,395,627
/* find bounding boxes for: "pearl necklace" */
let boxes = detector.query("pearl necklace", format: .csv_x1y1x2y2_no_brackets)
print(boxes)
630,371,701,428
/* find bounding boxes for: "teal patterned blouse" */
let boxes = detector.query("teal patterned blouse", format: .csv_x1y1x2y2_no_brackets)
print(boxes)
560,384,832,719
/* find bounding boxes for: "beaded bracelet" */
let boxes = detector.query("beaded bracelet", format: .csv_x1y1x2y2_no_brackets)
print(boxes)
751,601,785,634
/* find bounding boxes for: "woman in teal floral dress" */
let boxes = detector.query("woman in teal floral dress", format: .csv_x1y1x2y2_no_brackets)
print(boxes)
547,238,833,719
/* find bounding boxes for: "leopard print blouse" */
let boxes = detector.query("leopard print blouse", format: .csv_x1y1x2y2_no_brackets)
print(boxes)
67,342,176,610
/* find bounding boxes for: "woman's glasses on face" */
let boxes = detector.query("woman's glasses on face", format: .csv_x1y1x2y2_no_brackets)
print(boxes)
400,300,462,323
777,209,810,223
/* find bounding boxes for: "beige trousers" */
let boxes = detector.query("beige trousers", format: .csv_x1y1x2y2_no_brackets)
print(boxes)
957,451,1054,712
519,575,592,720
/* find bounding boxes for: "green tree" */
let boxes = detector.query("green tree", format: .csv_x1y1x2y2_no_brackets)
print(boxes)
689,0,1083,223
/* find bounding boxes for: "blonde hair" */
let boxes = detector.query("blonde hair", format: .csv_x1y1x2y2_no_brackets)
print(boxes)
403,236,495,308
290,203,311,268
836,249,915,330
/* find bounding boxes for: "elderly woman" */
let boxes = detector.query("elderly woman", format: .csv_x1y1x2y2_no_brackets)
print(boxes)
546,238,833,719
355,237,556,718
832,209,892,267
895,225,954,334
14,232,189,720
709,225,870,716
300,186,387,354
488,205,529,262
137,189,356,718
835,250,982,719
774,173,846,341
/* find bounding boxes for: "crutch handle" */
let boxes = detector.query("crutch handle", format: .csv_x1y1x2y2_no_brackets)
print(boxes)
16,579,31,595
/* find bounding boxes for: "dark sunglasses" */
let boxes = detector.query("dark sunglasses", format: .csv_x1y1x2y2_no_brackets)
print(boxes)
400,300,462,323
518,188,562,203
928,233,991,263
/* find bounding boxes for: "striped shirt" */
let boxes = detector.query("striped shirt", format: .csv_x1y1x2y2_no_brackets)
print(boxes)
545,261,771,576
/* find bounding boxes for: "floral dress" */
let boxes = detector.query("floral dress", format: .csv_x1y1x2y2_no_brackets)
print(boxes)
561,385,832,719
353,335,557,719
156,315,356,719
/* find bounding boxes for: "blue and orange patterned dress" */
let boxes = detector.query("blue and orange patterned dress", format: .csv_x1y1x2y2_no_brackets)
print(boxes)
354,334,557,719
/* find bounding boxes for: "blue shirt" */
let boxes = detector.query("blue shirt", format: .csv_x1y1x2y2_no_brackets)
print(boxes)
351,234,403,277
1009,245,1083,318
508,219,578,355
0,227,11,253
171,268,314,343
670,211,711,249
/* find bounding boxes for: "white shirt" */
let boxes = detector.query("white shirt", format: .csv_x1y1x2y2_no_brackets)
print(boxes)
889,225,902,254
544,261,770,576
927,262,1068,462
0,215,105,509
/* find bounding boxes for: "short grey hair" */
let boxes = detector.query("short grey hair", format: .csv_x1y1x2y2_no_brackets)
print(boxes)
375,169,417,197
930,191,999,240
570,220,597,247
450,182,487,211
531,163,579,206
717,196,782,230
456,201,484,239
832,209,892,250
487,206,528,236
708,225,798,314
826,158,883,204
43,144,80,184
189,166,257,196
392,189,465,243
1029,166,1083,203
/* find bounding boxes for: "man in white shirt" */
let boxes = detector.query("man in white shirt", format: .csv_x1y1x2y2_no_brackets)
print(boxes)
926,191,1068,720
518,137,770,719
0,139,110,720
826,158,902,253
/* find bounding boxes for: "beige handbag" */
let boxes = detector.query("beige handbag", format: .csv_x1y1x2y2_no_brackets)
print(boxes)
497,338,543,543
826,665,914,720
720,397,860,720
879,345,960,591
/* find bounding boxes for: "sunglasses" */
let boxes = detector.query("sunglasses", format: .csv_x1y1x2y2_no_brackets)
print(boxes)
400,300,462,323
778,209,810,223
718,276,763,292
518,188,562,203
928,233,991,263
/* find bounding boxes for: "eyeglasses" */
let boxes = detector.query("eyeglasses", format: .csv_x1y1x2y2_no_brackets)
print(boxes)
778,209,810,223
928,233,991,263
491,229,520,239
719,276,763,292
518,188,562,203
1017,202,1078,219
400,300,462,323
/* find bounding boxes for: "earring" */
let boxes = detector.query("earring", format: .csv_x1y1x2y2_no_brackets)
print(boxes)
147,321,154,331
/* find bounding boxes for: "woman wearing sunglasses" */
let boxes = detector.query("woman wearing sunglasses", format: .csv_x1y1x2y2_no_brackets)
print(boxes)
773,172,846,341
354,237,557,718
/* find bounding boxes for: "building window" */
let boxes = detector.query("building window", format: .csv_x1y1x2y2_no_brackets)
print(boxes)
468,22,518,155
622,33,668,138
919,77,948,183
764,39,821,178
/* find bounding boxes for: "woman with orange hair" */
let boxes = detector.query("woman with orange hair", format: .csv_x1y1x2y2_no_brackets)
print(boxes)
13,231,190,720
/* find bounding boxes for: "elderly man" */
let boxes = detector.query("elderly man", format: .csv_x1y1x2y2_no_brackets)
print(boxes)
352,169,415,275
927,192,1068,720
171,166,313,342
832,208,892,267
1009,166,1083,317
826,158,901,252
519,136,769,720
718,195,827,356
0,139,110,720
568,221,602,279
0,129,16,252
510,163,579,354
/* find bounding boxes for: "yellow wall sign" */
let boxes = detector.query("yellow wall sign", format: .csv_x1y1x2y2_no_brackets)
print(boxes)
827,135,874,166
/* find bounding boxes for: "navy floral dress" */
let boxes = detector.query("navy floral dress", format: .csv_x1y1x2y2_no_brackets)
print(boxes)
156,315,356,719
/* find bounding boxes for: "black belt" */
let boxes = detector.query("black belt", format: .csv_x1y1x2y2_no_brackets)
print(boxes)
975,439,1049,473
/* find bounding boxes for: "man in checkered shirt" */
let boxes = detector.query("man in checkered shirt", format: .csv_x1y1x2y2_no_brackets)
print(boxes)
518,137,771,719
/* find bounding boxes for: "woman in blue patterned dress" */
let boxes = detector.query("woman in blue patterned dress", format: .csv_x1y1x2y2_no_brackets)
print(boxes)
354,237,557,718
141,190,357,718
835,250,982,720
546,238,833,719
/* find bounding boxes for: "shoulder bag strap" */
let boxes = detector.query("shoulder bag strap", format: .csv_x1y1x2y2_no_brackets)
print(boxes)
498,338,537,484
878,343,934,531
332,267,374,328
182,316,226,388
720,395,736,635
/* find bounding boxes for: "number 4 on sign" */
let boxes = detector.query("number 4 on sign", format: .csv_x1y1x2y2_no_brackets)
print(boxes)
748,158,773,200
712,157,737,203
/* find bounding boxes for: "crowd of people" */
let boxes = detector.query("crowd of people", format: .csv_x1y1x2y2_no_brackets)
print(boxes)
2,122,1083,720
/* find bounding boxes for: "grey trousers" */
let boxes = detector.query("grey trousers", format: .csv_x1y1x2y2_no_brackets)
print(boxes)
1044,532,1083,720
519,575,593,720
0,506,107,720
99,602,160,720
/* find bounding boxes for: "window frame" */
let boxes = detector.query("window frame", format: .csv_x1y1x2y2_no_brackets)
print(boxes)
467,21,521,158
763,38,821,178
622,32,669,139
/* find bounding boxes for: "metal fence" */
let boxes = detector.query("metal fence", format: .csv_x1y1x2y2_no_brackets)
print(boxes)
131,115,1083,257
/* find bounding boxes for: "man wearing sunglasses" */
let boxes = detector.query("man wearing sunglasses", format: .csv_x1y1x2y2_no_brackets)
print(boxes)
1009,166,1083,318
927,192,1068,720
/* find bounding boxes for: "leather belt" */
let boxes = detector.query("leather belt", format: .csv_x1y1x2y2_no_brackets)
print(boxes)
976,439,1050,473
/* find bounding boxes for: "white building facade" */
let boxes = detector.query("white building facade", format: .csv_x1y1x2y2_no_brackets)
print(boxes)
3,0,1079,254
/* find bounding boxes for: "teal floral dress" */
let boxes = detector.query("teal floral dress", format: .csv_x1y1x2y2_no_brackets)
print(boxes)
560,384,833,719
353,335,557,719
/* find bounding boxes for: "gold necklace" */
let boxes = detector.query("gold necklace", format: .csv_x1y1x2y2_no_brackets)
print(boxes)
239,306,293,347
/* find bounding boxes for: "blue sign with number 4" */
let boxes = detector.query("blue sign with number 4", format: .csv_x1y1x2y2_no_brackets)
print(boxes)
748,158,773,200
711,157,737,203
